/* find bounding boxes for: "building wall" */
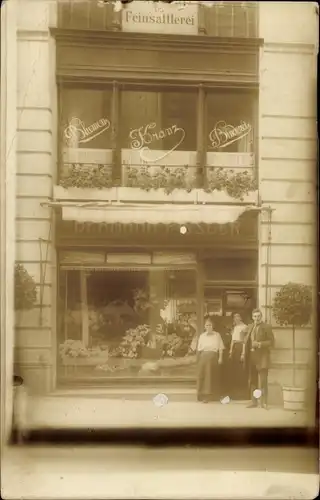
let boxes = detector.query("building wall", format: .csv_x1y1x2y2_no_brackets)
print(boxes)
1,0,17,442
11,1,318,400
14,0,57,394
258,2,318,400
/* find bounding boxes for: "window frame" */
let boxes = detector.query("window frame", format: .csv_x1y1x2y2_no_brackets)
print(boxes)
57,81,258,186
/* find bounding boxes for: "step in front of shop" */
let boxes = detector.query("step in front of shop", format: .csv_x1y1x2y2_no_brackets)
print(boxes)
52,385,199,402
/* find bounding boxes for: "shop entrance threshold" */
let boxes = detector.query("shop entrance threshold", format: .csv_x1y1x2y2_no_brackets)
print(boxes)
56,377,197,400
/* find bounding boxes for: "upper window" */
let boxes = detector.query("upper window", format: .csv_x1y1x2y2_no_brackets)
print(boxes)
61,87,113,151
206,91,254,153
120,89,197,152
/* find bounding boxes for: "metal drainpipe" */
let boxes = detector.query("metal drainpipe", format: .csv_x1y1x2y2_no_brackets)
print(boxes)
264,206,273,323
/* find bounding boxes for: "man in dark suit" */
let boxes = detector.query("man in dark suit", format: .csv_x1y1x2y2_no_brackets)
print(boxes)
241,309,274,409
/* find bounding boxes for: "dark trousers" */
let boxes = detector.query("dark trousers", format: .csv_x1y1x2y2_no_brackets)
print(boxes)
249,362,268,405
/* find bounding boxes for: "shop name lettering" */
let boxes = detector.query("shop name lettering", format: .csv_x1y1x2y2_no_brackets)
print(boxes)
64,117,111,145
129,122,185,162
125,11,195,26
74,222,242,237
209,121,252,150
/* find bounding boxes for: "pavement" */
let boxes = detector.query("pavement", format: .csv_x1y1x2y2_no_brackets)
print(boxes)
4,390,318,499
16,387,313,429
1,446,319,499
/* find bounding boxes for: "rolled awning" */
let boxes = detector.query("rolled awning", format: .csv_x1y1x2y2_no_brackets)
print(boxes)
61,204,253,225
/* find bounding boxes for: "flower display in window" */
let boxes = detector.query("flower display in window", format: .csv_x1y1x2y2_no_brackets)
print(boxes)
126,165,192,194
59,163,113,189
206,167,257,200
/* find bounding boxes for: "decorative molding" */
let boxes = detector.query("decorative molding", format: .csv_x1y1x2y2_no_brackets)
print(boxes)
17,106,53,113
261,114,316,120
260,263,313,268
17,150,52,156
16,217,52,222
17,195,53,200
57,71,259,88
261,136,316,141
263,42,316,55
51,28,263,51
261,200,314,205
261,157,316,162
16,326,52,331
261,284,315,289
12,363,52,368
18,128,53,134
16,173,53,178
260,242,315,247
260,221,314,226
15,346,52,350
15,304,52,310
260,178,314,183
16,239,53,244
17,29,50,42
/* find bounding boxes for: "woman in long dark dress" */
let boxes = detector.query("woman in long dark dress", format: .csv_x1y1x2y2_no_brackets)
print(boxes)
228,313,248,400
196,317,224,403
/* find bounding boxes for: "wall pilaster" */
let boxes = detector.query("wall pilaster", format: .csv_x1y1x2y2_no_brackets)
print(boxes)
15,0,57,394
258,2,318,398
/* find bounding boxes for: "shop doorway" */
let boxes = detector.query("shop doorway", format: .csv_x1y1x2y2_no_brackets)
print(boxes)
204,286,256,400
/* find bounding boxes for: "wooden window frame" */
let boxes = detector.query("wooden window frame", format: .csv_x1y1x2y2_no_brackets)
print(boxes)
58,82,258,187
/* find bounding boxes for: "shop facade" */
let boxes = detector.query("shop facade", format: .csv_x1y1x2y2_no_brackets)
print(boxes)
4,1,317,402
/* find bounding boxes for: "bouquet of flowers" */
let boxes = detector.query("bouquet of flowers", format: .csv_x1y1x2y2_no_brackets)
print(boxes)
163,334,184,357
117,324,151,359
59,339,90,358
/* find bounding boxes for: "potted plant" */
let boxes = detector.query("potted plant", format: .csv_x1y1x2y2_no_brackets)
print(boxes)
14,263,37,312
13,263,37,440
272,282,312,411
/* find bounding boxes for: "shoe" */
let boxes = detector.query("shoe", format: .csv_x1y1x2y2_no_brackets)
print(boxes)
246,403,258,408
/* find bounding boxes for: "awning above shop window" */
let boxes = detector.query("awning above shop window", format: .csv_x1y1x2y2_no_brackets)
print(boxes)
61,204,253,225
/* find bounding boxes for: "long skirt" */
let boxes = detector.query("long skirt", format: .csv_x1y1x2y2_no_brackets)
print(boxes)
229,343,249,400
197,351,221,402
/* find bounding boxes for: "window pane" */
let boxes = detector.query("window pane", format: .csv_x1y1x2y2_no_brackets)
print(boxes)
61,88,113,151
120,89,197,151
204,258,257,282
206,91,254,153
58,267,198,380
121,88,197,189
59,88,113,187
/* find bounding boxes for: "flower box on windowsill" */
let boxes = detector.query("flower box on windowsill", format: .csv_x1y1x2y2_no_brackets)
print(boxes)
61,352,111,367
54,185,258,205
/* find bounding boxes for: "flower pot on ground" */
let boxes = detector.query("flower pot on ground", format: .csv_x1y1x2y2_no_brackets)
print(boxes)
14,263,37,312
272,282,312,411
13,264,38,436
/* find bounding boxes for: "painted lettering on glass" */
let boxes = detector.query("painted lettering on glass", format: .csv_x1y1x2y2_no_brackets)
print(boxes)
64,117,111,146
129,122,186,162
209,121,252,150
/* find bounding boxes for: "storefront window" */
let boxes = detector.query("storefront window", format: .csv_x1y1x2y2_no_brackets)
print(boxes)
58,267,198,379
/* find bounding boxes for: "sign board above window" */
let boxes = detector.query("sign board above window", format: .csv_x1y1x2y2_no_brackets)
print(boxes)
122,1,198,35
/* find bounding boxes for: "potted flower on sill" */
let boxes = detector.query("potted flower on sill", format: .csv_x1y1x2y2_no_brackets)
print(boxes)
272,282,312,411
